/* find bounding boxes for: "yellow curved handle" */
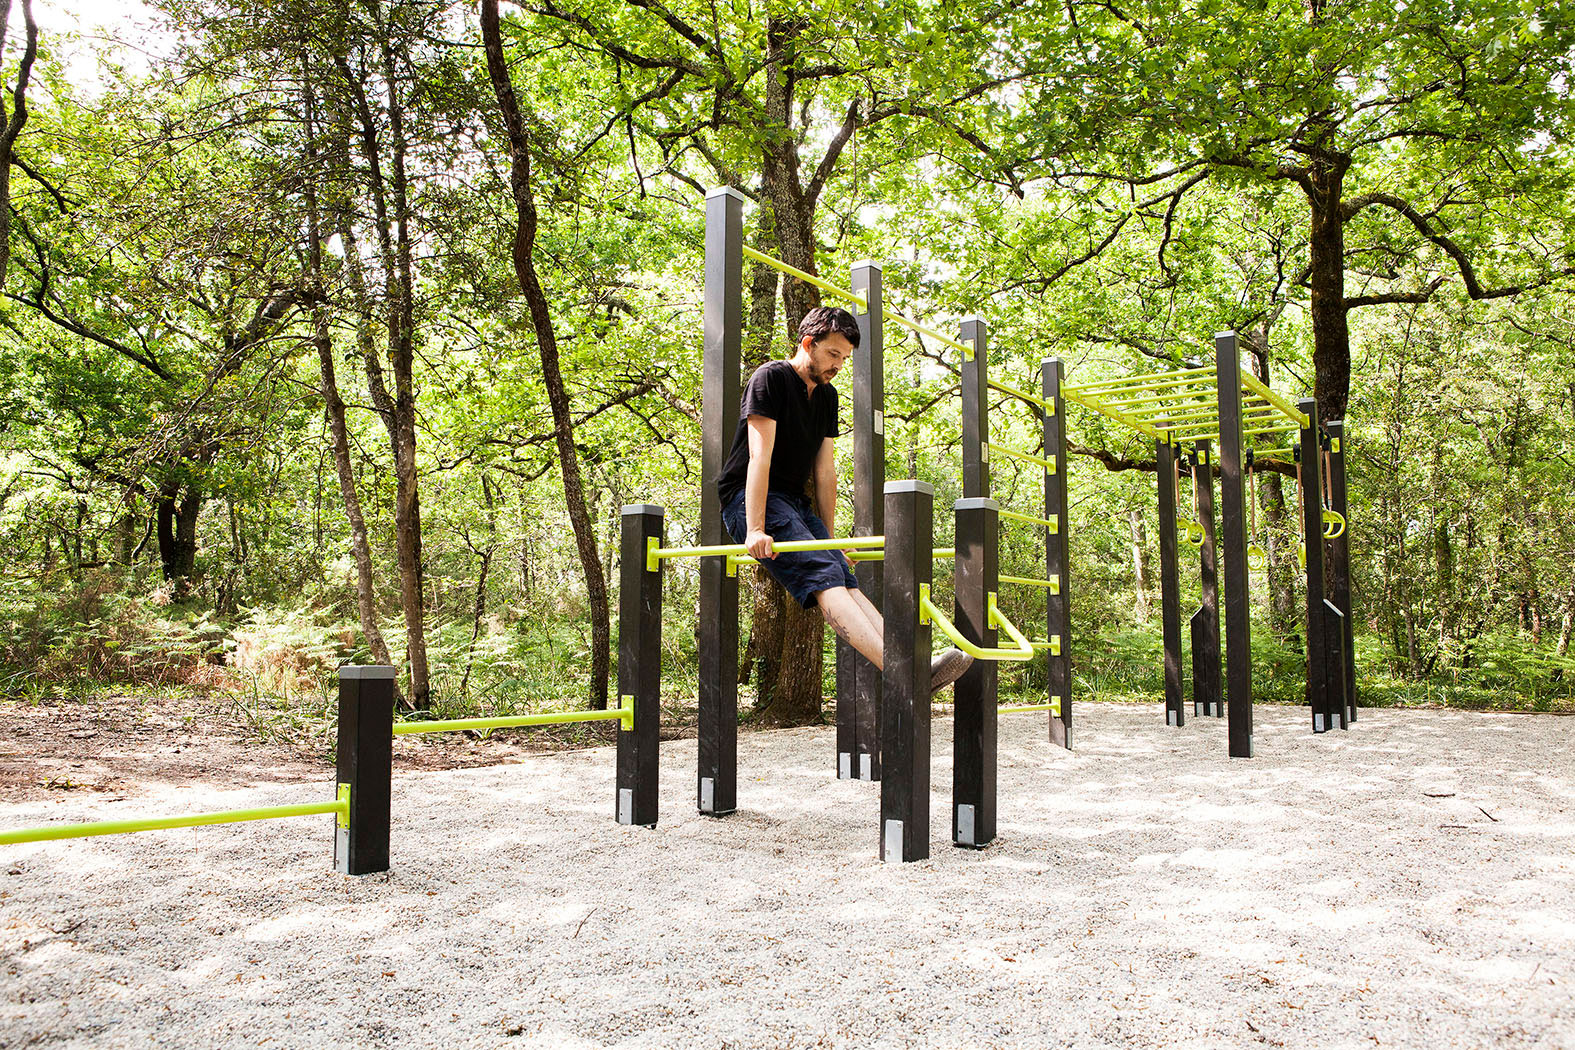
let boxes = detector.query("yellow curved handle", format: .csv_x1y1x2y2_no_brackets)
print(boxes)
1247,544,1267,571
1298,541,1306,569
1322,509,1346,539
1182,521,1205,549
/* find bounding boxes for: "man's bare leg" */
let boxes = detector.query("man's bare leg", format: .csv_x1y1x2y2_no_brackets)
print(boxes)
817,586,883,670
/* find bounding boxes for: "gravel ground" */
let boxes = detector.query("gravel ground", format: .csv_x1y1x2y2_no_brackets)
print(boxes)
1,702,1571,1049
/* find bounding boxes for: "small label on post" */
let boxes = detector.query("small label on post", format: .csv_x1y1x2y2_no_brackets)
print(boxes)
700,776,715,812
839,752,852,779
859,754,872,780
957,804,975,847
873,410,884,437
883,819,904,863
617,788,633,825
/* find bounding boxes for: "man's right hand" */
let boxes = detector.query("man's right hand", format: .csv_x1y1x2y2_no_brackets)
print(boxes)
745,529,775,560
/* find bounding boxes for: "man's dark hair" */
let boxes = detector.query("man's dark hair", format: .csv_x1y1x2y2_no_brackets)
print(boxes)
797,306,860,351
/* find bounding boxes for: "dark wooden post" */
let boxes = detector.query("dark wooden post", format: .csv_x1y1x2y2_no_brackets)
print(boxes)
881,480,932,863
1191,440,1221,717
699,186,743,815
335,665,393,876
1156,437,1184,727
839,261,885,781
960,318,989,500
1326,419,1356,724
953,497,998,849
1043,359,1071,748
1298,400,1334,733
1215,332,1254,758
618,505,663,827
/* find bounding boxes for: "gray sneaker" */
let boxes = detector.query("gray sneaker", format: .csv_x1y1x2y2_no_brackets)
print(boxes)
929,647,974,696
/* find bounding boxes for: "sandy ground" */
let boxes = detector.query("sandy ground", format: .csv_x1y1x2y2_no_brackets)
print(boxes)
1,702,1571,1050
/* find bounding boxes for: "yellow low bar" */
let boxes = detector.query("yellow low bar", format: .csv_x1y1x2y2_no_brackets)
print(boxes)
1239,370,1310,428
998,507,1059,532
999,697,1063,716
1000,573,1060,594
987,443,1056,474
918,587,1035,662
987,378,1054,412
882,308,975,359
741,245,867,311
1029,635,1062,655
648,535,884,571
395,696,634,735
0,789,351,845
741,545,951,569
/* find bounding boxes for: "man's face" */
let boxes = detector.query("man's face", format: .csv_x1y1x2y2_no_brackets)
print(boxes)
803,333,854,385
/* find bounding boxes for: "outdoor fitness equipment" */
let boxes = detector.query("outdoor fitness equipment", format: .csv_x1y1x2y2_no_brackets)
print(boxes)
619,187,1073,862
1059,336,1357,747
0,665,655,873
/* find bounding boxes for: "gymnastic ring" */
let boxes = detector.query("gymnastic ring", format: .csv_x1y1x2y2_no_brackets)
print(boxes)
1247,544,1267,571
1184,521,1205,549
1322,509,1346,539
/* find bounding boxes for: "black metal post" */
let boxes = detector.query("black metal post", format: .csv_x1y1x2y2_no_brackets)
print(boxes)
839,261,885,781
618,505,664,827
960,318,989,500
953,497,998,849
881,480,932,863
699,187,743,815
335,665,393,876
1156,437,1184,727
1043,359,1071,748
1326,419,1356,724
1192,440,1221,717
1215,332,1254,759
1299,399,1334,733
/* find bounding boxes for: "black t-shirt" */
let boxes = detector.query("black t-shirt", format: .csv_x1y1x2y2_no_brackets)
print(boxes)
716,360,840,506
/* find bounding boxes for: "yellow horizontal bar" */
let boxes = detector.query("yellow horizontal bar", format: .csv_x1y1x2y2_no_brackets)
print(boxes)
650,535,884,571
1171,420,1299,443
987,443,1056,473
998,507,1059,532
999,697,1062,716
1250,446,1293,458
741,245,867,311
1239,370,1310,428
1063,366,1216,395
881,308,975,359
999,574,1060,594
987,378,1053,412
1129,399,1279,425
1029,635,1062,655
918,587,1035,662
0,795,348,845
395,697,634,736
1102,385,1220,410
1061,389,1167,442
751,546,952,567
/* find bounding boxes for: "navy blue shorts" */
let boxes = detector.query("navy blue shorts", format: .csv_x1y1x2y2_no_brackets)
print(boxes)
722,491,859,609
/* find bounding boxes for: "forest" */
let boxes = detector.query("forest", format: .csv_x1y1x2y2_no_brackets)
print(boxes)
2,0,1573,734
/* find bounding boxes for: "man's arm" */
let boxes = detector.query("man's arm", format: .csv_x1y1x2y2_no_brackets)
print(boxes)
813,436,837,532
744,415,777,559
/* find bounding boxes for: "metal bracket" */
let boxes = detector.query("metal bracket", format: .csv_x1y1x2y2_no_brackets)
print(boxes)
918,583,932,624
335,783,351,828
618,695,635,732
645,536,661,573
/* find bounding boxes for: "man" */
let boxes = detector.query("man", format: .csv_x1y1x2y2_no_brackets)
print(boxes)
717,305,973,695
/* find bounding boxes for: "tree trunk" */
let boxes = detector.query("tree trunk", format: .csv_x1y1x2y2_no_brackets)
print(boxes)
1129,508,1151,619
0,0,38,289
302,61,393,671
746,17,829,727
483,0,611,709
156,483,201,596
332,21,430,708
1306,155,1352,427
